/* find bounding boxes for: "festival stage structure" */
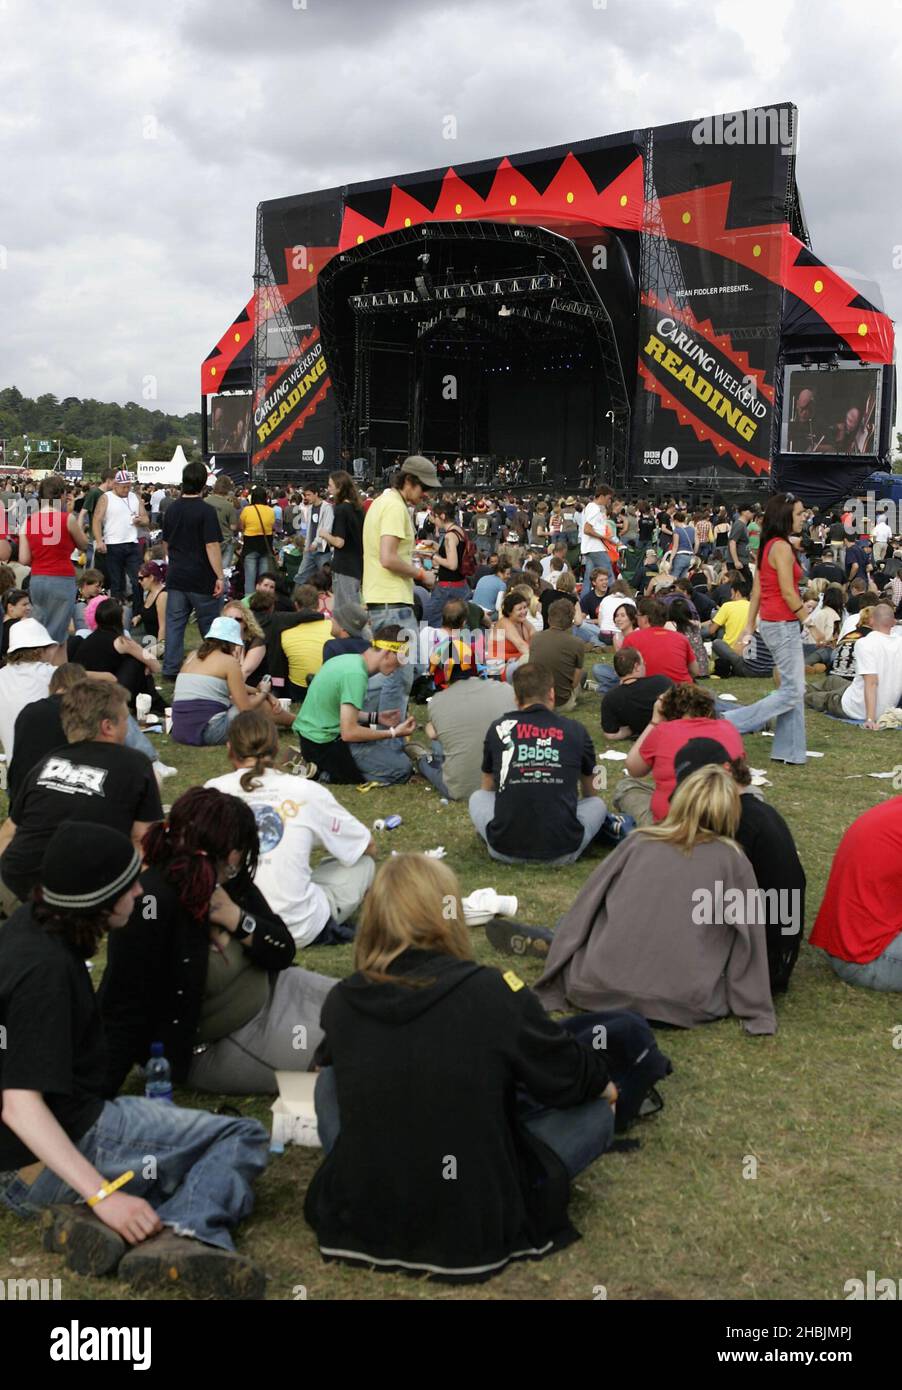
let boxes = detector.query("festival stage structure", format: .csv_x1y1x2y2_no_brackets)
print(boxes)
201,104,895,505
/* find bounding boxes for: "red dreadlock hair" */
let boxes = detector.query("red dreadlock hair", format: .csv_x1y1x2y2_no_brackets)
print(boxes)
142,787,260,921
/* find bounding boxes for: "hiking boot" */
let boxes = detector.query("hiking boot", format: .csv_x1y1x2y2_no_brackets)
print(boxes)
485,918,554,960
118,1232,266,1300
43,1204,127,1277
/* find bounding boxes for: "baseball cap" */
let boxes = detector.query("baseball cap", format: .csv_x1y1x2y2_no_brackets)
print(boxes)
399,455,440,489
205,616,244,646
332,602,369,638
8,617,55,653
673,737,732,786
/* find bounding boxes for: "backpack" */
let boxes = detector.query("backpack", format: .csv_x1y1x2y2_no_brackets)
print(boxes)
458,530,478,579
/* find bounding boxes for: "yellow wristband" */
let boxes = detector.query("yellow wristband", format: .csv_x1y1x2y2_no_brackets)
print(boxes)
86,1169,135,1208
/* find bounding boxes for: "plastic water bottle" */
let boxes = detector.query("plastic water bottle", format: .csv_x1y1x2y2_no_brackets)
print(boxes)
144,1042,173,1103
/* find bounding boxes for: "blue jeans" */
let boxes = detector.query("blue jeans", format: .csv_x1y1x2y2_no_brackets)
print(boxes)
722,620,807,764
671,551,693,579
425,582,470,628
104,542,143,608
468,788,607,865
243,549,274,595
203,707,239,745
0,1096,268,1252
314,1066,613,1180
162,587,223,679
592,662,620,693
296,549,330,585
825,933,902,992
350,737,413,785
29,575,77,644
365,603,416,715
124,714,158,762
581,550,613,596
417,739,452,798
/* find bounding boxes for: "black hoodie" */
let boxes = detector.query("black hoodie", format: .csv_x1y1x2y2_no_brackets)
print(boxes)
304,948,610,1282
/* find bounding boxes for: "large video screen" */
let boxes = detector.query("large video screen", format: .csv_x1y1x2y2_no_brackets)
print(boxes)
781,365,881,456
209,394,251,454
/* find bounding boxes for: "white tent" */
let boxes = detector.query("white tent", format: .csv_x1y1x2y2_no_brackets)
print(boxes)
136,444,204,486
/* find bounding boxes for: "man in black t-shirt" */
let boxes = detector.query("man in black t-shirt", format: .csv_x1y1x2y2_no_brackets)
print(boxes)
601,649,673,741
810,548,846,584
161,461,224,679
0,822,269,1297
0,681,161,904
469,663,606,865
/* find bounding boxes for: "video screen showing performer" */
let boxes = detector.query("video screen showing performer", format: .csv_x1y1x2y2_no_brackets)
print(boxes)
209,395,252,454
781,367,880,456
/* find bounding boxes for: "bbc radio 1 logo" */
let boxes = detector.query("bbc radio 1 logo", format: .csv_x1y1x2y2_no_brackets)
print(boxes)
300,447,325,465
643,447,679,471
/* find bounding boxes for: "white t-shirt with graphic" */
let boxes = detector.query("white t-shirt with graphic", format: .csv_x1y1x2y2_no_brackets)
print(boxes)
205,767,371,946
840,630,902,721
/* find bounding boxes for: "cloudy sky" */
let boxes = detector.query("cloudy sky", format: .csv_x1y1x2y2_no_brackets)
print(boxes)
1,0,900,417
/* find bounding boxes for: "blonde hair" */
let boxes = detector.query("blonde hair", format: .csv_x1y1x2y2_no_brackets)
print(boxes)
224,601,263,642
804,579,827,600
355,854,471,982
636,764,741,853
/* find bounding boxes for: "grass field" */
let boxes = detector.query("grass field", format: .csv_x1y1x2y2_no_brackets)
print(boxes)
1,655,900,1302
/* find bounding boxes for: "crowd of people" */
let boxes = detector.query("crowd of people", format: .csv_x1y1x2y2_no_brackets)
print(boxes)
0,459,900,1296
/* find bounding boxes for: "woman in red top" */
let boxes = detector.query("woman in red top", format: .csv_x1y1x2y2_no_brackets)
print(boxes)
616,683,745,824
495,591,533,681
17,474,88,643
720,495,808,766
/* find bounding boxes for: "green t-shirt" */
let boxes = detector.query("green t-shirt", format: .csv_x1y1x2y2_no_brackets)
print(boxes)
294,653,368,744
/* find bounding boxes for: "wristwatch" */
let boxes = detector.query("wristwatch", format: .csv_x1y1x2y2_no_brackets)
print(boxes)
236,913,257,939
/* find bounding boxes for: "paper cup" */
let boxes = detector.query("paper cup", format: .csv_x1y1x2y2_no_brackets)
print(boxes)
278,698,291,712
164,708,172,735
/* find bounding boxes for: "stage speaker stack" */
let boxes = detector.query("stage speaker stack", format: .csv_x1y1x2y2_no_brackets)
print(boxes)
527,458,543,484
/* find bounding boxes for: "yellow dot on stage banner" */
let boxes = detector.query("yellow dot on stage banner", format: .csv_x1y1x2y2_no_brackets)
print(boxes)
566,192,574,204
455,203,462,215
681,211,691,224
356,234,364,244
308,264,315,274
234,332,240,342
404,217,411,227
210,367,217,376
813,279,824,293
858,323,868,336
509,194,517,207
620,194,628,207
752,244,761,258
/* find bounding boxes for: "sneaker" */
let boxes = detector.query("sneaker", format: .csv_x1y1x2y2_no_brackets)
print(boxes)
153,761,178,782
597,812,636,845
43,1205,127,1277
485,918,555,960
117,1231,266,1300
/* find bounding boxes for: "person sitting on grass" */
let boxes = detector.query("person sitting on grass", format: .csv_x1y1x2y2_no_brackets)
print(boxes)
672,737,806,994
809,795,902,992
73,598,163,714
529,598,586,712
494,589,534,682
6,661,87,803
266,582,332,704
621,595,699,684
303,853,618,1284
469,662,607,866
0,822,270,1299
804,599,902,728
612,682,744,827
322,601,372,663
535,764,776,1034
600,648,673,742
0,680,162,910
417,644,514,800
222,599,268,685
294,624,416,785
591,602,642,694
170,616,292,747
206,711,376,948
99,786,338,1103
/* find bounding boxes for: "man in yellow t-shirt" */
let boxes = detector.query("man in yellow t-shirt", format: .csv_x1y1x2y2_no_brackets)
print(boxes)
361,455,439,715
704,577,751,650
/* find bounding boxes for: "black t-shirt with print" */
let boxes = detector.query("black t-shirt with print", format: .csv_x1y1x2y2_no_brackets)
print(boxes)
481,703,597,860
0,904,108,1167
601,675,673,736
3,741,162,897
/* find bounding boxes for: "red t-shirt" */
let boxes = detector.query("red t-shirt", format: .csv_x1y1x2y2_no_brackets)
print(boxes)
623,626,696,682
810,797,902,964
23,511,76,577
641,716,746,821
